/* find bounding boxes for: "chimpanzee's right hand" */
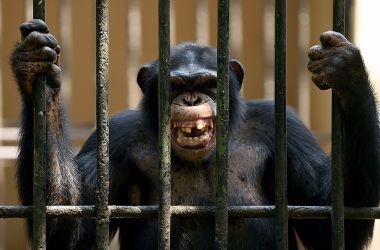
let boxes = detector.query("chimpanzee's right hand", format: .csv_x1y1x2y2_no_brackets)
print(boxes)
11,19,61,100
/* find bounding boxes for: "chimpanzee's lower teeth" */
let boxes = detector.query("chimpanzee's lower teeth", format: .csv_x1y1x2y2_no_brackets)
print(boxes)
174,126,214,147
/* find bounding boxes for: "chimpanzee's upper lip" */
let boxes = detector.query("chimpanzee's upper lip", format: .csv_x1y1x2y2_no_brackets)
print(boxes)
170,103,213,121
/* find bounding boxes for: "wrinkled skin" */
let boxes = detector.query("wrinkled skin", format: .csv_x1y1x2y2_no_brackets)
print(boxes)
307,31,368,107
12,19,61,99
11,19,380,250
170,81,218,160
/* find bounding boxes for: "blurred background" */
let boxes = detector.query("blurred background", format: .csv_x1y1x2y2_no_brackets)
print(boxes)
0,0,379,249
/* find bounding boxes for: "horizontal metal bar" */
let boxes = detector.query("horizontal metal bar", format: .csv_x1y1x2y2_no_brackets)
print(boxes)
1,206,380,219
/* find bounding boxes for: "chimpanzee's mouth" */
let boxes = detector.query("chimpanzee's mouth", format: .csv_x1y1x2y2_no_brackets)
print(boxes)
171,117,215,150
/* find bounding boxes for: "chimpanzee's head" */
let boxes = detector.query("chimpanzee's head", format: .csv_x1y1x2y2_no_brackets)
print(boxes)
137,43,245,161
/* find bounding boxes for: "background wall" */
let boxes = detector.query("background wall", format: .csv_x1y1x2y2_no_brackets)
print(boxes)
354,1,380,248
0,0,378,249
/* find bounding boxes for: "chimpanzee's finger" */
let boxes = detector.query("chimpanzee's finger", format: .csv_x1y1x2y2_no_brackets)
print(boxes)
53,45,61,65
307,58,329,73
18,32,58,51
54,45,61,55
320,31,350,48
311,72,331,90
13,46,58,63
46,63,62,90
308,45,325,60
20,19,49,40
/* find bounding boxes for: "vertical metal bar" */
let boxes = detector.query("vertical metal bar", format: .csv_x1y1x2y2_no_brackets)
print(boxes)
274,0,288,249
158,0,171,249
95,0,110,249
215,0,229,249
331,1,345,249
32,1,46,249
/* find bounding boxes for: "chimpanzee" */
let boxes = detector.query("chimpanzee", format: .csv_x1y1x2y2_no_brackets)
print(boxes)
11,19,379,250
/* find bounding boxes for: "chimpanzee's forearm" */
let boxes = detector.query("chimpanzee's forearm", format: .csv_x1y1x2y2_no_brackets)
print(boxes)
341,81,380,206
307,31,380,207
16,91,83,249
17,91,81,206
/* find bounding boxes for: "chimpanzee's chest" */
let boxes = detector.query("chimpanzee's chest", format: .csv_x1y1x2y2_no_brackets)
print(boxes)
125,137,276,249
131,136,271,206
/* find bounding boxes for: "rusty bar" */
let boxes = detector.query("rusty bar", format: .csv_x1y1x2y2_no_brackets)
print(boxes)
0,206,33,218
215,0,229,249
274,0,288,249
158,0,171,249
95,0,110,249
2,205,380,219
331,0,345,249
32,0,47,249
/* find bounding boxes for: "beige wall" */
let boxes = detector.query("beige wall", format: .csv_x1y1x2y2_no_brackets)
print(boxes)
354,2,380,249
0,0,378,249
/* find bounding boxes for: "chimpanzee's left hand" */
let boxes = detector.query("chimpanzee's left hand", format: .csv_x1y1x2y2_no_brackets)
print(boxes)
307,31,369,105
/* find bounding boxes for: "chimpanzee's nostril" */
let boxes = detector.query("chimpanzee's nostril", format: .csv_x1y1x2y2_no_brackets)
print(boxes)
183,99,192,106
183,93,201,106
193,96,201,105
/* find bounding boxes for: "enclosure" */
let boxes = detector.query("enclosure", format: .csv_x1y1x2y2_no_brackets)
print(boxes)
0,0,380,249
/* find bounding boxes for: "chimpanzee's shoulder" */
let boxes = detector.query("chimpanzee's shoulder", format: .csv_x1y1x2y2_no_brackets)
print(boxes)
77,109,153,158
241,100,326,160
243,99,302,127
109,109,148,134
109,108,155,144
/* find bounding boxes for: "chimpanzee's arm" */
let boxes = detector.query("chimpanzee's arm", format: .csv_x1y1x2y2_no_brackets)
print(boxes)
307,31,380,207
11,19,82,249
293,31,380,249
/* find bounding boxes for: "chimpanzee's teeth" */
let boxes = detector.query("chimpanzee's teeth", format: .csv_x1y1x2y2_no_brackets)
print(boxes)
197,123,205,130
172,119,215,141
180,127,192,133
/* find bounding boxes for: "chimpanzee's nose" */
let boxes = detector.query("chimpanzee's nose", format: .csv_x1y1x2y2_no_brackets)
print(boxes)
183,92,201,106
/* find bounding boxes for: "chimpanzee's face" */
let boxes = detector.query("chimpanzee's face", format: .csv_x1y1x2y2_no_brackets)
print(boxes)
168,44,219,161
170,78,217,161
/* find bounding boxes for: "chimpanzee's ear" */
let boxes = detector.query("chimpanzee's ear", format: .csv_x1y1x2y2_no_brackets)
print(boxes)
137,64,152,93
229,59,244,90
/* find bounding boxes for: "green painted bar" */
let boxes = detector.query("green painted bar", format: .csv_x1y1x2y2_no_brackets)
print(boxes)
331,1,345,249
158,0,171,249
274,0,288,249
95,0,110,249
32,0,47,249
215,0,229,249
